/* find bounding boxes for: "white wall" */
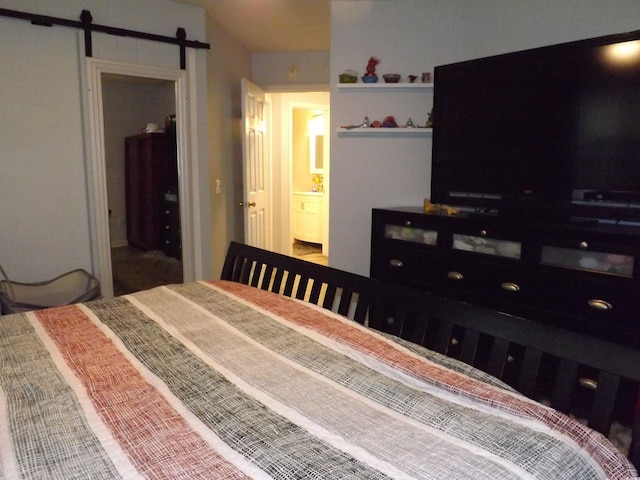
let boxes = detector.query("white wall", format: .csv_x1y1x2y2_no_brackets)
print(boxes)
205,14,253,277
0,0,209,282
253,51,330,87
329,0,640,276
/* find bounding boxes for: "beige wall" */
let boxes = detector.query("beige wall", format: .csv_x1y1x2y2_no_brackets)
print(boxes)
205,13,252,278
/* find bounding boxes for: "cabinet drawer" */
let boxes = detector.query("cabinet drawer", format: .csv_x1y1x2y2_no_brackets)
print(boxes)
452,233,521,259
571,279,636,330
384,224,438,246
371,244,443,288
442,258,533,306
300,200,321,214
528,272,637,336
373,210,442,245
541,245,634,278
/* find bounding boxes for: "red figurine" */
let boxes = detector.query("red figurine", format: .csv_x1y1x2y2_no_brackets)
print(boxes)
364,56,380,77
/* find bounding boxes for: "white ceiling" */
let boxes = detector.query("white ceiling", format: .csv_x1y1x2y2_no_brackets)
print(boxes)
174,0,330,53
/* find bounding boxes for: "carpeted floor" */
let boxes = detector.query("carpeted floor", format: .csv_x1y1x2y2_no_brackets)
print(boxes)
112,247,183,296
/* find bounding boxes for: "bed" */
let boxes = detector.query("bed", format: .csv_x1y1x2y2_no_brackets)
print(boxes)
1,242,638,479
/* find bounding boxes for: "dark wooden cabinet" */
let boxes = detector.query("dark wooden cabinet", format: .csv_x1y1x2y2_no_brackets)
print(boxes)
371,207,640,349
160,191,182,260
125,133,179,256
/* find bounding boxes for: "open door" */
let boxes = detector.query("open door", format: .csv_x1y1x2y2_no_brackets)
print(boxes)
241,79,272,249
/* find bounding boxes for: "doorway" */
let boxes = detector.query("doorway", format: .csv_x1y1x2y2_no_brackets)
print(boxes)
101,75,183,295
291,106,328,266
268,91,329,264
84,58,200,299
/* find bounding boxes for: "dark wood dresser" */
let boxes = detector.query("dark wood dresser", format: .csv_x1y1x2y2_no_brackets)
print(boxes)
125,132,179,258
371,207,640,349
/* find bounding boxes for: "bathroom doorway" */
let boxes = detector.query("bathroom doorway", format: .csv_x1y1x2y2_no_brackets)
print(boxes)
269,91,329,264
291,106,328,266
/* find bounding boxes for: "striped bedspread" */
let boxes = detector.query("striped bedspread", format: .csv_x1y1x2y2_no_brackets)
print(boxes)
0,280,636,479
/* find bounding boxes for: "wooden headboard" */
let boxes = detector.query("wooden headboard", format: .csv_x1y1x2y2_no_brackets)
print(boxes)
221,241,640,469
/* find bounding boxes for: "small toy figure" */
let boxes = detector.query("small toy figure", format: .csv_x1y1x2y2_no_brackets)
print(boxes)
382,115,397,128
364,57,380,77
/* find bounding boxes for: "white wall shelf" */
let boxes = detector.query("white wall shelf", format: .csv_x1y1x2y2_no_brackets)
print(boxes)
336,83,433,91
337,127,432,136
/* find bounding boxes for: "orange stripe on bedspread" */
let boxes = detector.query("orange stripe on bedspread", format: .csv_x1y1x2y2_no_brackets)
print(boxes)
35,305,250,480
212,280,635,480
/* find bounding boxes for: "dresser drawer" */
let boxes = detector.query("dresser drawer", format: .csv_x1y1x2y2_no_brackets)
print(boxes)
441,257,535,307
371,244,444,289
571,279,637,330
161,200,181,259
525,272,637,341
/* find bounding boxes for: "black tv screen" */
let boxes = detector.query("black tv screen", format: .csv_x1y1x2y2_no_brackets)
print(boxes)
431,30,640,221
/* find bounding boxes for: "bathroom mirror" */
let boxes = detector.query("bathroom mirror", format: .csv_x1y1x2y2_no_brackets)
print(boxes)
309,113,325,174
310,134,324,173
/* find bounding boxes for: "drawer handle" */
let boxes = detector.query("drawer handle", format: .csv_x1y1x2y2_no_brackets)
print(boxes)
501,282,521,292
389,259,404,268
447,271,464,281
588,299,613,311
578,378,598,390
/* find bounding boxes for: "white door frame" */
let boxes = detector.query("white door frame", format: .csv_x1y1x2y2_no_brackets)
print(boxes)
82,57,200,297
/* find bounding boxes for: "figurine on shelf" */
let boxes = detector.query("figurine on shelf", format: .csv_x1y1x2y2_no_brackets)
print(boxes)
362,56,380,83
382,115,397,128
426,109,434,128
340,116,370,130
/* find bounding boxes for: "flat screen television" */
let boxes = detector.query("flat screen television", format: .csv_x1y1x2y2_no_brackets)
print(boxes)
431,30,640,222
